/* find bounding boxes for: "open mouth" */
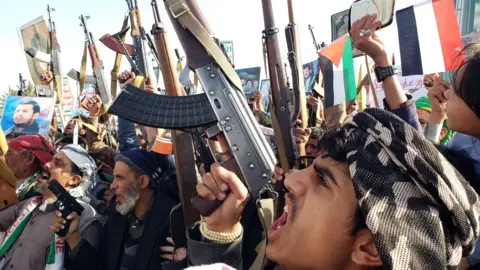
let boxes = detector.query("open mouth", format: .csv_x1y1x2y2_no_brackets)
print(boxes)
38,172,51,185
268,198,290,241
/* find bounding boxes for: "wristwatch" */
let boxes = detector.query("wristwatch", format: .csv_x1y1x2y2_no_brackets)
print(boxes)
374,66,395,82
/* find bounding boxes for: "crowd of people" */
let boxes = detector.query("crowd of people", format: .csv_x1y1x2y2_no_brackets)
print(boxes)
0,12,480,270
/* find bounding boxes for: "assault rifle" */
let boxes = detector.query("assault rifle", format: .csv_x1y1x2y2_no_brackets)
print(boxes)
101,0,149,88
108,0,276,216
79,15,111,105
307,25,326,127
308,24,322,51
262,0,299,172
150,0,199,248
285,0,308,164
24,5,63,104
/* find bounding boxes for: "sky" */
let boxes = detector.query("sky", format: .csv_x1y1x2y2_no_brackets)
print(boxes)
0,0,425,95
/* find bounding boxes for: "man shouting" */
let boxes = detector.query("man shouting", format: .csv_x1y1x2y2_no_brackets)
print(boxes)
53,149,179,270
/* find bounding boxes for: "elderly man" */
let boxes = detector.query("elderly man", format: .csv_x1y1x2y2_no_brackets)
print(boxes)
0,144,102,270
5,135,55,201
54,149,179,270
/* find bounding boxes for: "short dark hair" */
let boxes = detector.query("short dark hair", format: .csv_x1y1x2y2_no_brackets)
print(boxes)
451,44,480,119
18,100,40,114
316,127,368,236
55,136,86,149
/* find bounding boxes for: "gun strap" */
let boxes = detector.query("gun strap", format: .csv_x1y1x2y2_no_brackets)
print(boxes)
79,41,88,93
111,15,130,99
165,0,242,91
250,198,274,270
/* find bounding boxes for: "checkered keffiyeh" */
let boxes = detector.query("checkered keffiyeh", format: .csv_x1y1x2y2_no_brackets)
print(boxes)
333,108,480,269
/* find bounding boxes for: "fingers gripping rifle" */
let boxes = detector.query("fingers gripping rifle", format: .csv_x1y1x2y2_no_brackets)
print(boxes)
108,0,277,216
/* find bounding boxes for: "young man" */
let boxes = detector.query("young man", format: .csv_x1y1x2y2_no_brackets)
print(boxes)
0,144,102,270
189,108,480,269
54,149,179,270
5,100,41,135
5,135,55,201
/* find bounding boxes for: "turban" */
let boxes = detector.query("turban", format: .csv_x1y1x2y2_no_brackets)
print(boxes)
60,144,96,198
319,108,480,269
415,96,455,146
8,135,54,168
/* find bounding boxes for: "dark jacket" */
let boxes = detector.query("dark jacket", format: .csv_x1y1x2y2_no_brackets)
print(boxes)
67,186,179,270
5,122,40,135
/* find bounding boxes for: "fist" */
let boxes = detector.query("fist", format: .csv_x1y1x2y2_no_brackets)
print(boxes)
81,95,102,116
307,96,319,112
40,71,53,85
49,210,80,239
118,71,136,89
196,163,247,233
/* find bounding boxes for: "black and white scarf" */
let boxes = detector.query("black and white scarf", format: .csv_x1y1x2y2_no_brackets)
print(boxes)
339,108,480,269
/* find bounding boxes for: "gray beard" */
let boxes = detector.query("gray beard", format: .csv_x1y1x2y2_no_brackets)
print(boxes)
115,183,140,216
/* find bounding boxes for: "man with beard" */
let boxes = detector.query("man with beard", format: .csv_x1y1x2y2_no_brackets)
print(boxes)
57,148,179,270
0,144,102,270
5,100,41,135
6,135,55,201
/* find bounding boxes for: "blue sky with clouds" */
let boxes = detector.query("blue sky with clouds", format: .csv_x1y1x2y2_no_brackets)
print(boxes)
0,0,424,94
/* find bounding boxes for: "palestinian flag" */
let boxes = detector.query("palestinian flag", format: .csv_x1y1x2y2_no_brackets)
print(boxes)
396,0,464,76
319,35,356,108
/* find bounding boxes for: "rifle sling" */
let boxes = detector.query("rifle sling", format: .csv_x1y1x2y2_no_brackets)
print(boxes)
165,0,242,92
79,42,88,93
250,198,274,270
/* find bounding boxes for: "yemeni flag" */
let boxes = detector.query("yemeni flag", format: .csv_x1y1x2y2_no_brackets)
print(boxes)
396,0,464,76
319,35,356,108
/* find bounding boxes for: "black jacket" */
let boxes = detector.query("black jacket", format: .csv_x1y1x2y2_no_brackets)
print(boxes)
67,186,178,270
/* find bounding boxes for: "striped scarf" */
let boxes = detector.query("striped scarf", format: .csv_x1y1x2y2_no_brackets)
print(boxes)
321,108,480,269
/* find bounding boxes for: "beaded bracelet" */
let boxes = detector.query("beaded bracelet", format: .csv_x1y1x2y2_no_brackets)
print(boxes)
199,221,242,243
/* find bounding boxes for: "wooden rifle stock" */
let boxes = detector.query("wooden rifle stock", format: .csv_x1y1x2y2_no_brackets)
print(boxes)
151,0,199,231
286,0,307,164
262,0,298,172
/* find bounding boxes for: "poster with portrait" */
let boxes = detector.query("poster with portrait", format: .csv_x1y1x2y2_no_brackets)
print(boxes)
236,67,261,99
259,79,270,111
303,59,319,96
331,9,363,57
1,96,55,135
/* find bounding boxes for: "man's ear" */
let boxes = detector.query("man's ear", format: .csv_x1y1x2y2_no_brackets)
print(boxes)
440,127,448,141
68,174,82,187
26,154,36,166
139,175,150,189
32,113,40,120
351,229,383,267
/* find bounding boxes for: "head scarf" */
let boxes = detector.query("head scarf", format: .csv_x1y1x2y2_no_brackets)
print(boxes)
321,108,480,269
60,144,96,198
8,135,54,168
415,96,455,146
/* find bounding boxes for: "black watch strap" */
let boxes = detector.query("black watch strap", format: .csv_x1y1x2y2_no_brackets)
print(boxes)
374,66,395,82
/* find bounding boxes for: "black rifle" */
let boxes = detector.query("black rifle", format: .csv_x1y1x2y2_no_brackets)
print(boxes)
48,179,85,237
79,15,112,105
108,0,277,216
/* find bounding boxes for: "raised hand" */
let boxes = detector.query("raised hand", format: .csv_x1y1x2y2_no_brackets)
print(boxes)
196,163,247,233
